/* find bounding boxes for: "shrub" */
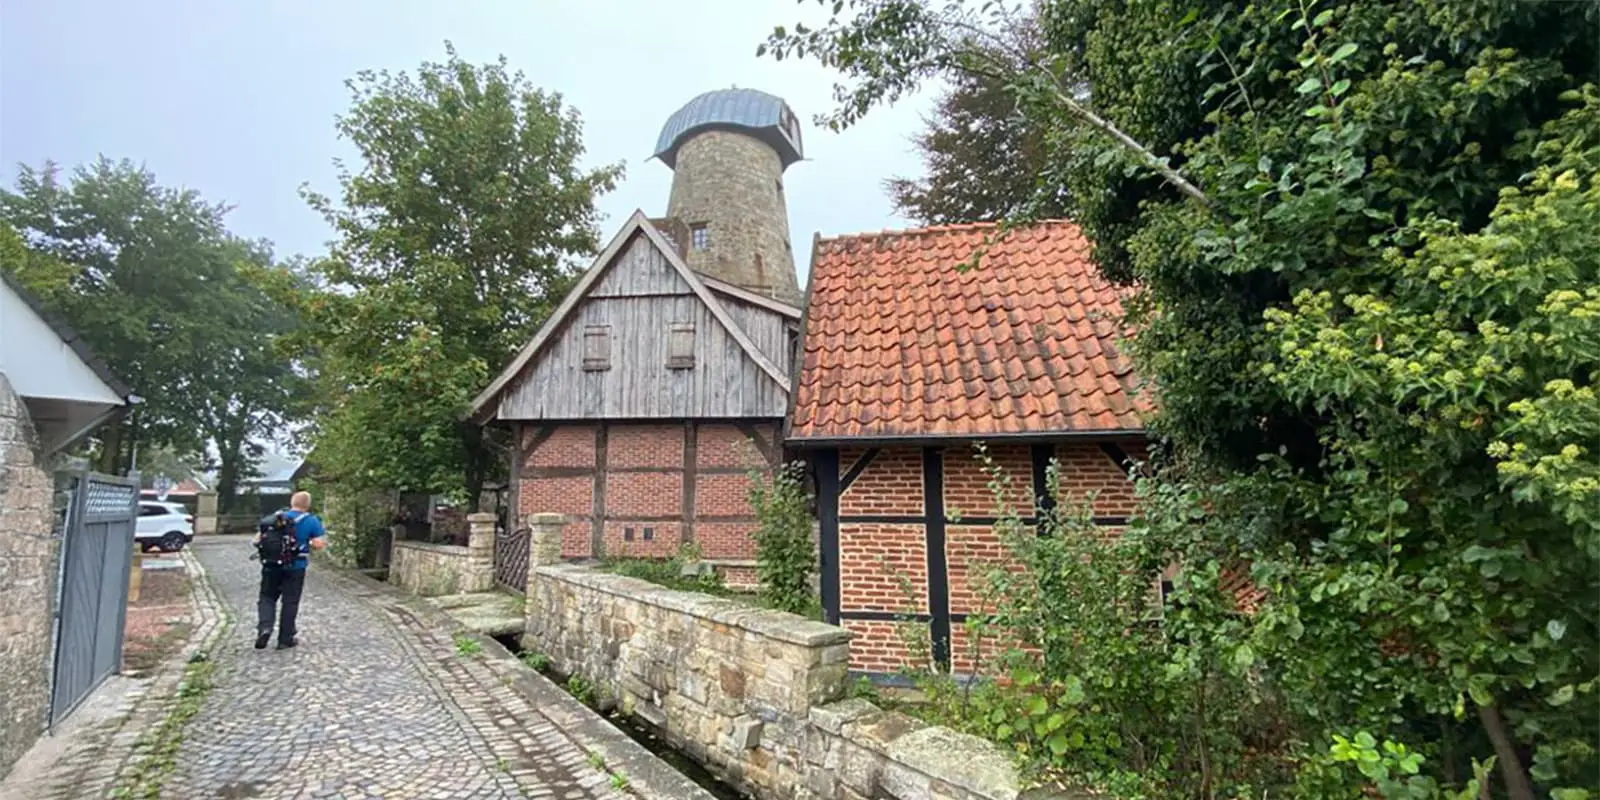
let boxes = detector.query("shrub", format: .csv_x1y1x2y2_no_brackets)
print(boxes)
747,461,819,616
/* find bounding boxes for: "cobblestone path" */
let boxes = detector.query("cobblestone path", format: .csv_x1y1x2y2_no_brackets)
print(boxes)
175,538,628,800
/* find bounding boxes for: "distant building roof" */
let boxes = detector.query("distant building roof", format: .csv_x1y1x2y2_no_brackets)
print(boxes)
788,220,1150,444
653,88,804,170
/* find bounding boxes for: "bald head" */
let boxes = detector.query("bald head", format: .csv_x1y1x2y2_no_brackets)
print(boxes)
290,491,312,511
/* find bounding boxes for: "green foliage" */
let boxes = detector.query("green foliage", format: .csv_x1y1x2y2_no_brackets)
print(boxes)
599,542,730,596
901,448,1284,796
519,650,550,672
290,42,620,506
885,12,1071,224
109,616,230,798
746,461,820,615
769,1,1598,795
0,160,304,486
566,674,596,706
453,633,483,656
1295,733,1495,800
321,488,391,570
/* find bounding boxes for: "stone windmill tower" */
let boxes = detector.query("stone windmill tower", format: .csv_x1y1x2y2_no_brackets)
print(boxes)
652,88,805,305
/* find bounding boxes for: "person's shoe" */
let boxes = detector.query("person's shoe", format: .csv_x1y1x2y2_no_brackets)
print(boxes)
254,632,271,650
276,638,297,650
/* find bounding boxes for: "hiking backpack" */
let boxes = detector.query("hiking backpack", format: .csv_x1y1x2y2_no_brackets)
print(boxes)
258,511,300,568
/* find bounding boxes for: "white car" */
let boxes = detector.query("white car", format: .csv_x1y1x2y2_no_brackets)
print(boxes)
135,501,195,552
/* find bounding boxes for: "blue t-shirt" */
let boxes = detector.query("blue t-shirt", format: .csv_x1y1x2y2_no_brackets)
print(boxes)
262,510,326,571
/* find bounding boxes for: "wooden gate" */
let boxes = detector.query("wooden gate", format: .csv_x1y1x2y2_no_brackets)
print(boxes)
494,523,530,593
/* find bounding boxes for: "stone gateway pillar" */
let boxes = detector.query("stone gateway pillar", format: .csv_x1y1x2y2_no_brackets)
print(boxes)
521,513,566,650
194,491,219,535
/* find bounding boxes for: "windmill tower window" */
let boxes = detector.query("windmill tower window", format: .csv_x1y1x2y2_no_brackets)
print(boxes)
582,325,611,371
667,322,696,369
690,223,710,251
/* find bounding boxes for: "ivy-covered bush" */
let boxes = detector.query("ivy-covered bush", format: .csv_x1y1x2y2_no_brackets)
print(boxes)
767,0,1597,794
747,461,821,617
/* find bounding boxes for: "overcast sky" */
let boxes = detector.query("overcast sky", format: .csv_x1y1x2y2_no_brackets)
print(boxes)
0,0,938,281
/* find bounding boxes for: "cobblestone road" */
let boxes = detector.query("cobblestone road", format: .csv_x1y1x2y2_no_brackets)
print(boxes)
175,538,628,800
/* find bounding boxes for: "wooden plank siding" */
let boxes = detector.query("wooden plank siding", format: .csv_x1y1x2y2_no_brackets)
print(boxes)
497,234,792,420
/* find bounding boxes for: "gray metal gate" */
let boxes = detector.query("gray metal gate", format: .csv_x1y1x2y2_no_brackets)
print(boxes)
48,471,138,725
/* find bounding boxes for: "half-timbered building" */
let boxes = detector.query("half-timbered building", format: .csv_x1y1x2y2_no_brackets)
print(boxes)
786,220,1152,674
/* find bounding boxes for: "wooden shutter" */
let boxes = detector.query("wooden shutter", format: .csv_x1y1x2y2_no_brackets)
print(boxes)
582,325,611,371
667,322,695,369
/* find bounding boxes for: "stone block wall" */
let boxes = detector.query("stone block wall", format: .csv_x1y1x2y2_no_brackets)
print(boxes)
389,513,496,595
520,514,1085,800
0,375,58,778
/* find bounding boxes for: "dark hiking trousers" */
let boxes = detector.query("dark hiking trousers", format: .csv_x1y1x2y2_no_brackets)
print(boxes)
257,567,306,642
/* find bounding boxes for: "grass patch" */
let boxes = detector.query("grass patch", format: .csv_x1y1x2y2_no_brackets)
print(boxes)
519,650,550,672
108,651,222,798
597,552,732,597
453,633,484,656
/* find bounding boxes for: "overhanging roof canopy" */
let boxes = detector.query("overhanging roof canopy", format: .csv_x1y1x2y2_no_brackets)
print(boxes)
0,272,135,455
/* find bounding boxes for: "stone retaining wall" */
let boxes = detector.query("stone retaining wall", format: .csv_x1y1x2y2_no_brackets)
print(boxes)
389,513,496,596
0,375,56,779
520,513,1084,800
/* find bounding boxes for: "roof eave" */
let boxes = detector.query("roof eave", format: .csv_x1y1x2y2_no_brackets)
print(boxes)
784,427,1149,448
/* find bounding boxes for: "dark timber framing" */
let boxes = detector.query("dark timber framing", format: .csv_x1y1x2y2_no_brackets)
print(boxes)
813,449,842,626
810,439,1142,674
682,420,698,543
922,447,951,668
592,425,609,558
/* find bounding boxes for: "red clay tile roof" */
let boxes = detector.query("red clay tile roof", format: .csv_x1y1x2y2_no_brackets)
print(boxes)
790,220,1149,442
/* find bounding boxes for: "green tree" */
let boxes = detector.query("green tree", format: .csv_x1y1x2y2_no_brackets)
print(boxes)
886,15,1072,223
767,1,1598,795
1,159,304,484
295,43,620,508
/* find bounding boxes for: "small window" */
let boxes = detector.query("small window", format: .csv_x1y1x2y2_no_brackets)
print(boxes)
583,325,611,371
139,504,164,517
690,223,710,251
667,322,695,369
642,526,655,541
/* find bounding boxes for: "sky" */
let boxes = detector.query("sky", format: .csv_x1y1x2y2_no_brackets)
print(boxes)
0,0,939,281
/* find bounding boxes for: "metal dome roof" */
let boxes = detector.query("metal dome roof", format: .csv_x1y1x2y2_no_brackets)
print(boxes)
653,88,804,170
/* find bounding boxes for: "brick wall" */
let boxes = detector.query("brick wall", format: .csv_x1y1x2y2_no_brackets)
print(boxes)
516,420,780,568
830,440,1145,675
0,375,58,777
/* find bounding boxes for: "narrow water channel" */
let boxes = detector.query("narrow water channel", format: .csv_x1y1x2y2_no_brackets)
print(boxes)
490,634,750,800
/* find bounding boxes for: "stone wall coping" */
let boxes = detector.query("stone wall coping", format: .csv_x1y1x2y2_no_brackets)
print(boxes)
466,512,496,523
887,725,1024,800
537,563,852,648
393,540,471,557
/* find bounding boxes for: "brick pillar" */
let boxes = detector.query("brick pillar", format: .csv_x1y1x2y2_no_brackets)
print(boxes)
522,513,566,649
467,512,496,591
194,491,219,535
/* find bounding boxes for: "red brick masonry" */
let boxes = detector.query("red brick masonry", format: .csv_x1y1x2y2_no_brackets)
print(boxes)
516,421,781,570
821,441,1144,674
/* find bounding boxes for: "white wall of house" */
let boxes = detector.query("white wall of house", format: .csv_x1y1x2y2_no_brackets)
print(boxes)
0,282,122,406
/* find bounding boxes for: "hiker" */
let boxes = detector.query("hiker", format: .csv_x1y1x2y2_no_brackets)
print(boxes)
252,491,327,650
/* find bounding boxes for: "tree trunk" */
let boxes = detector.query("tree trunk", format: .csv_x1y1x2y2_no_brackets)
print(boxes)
216,433,245,514
97,421,124,474
1478,702,1535,800
460,423,497,513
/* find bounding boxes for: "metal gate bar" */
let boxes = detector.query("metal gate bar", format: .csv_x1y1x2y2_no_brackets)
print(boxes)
48,471,137,726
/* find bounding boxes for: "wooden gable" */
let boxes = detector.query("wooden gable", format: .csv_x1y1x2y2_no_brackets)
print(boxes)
472,212,798,422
